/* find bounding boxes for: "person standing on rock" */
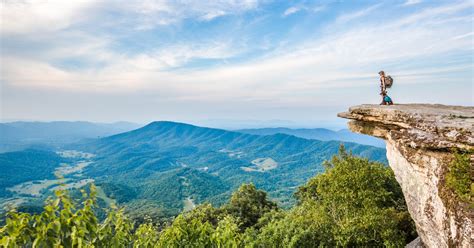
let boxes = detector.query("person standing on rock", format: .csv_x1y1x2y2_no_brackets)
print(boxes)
379,70,394,105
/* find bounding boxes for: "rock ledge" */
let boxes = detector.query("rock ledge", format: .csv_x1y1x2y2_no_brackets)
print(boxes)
338,104,473,248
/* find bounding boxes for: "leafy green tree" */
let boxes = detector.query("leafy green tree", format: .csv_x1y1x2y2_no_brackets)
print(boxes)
252,146,416,247
133,221,159,248
225,183,277,229
211,216,242,247
96,208,133,247
0,185,139,247
247,201,336,248
1,186,100,247
157,206,242,248
0,211,34,246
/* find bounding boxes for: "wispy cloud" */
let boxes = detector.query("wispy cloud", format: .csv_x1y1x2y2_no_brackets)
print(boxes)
451,32,473,40
129,41,243,70
126,0,260,29
1,0,261,33
336,3,382,23
200,10,227,21
282,4,325,17
283,6,301,17
403,0,422,6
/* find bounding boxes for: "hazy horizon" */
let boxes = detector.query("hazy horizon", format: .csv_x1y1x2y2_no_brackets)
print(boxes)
1,0,473,125
0,118,349,130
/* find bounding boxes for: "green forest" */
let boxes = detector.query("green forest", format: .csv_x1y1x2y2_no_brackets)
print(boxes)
0,122,389,224
1,147,417,247
0,150,69,198
80,121,387,215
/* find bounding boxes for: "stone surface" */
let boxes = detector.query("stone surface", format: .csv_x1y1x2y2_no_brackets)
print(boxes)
338,104,473,248
406,237,425,248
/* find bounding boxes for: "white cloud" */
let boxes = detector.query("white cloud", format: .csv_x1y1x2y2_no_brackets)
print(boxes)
0,0,261,34
387,1,473,28
200,10,227,21
0,0,96,35
123,0,260,29
403,0,422,6
282,5,325,17
283,7,300,17
312,5,326,13
128,41,242,70
336,3,381,23
451,32,473,40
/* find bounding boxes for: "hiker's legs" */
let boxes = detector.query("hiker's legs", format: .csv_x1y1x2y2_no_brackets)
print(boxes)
380,86,386,105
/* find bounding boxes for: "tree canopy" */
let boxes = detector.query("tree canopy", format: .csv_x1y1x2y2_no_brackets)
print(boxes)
1,147,416,247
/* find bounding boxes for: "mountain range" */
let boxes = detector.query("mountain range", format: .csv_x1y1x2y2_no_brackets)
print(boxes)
0,121,387,219
237,127,385,147
77,121,387,215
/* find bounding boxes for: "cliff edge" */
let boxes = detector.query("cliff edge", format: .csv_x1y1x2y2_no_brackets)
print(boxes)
338,104,473,248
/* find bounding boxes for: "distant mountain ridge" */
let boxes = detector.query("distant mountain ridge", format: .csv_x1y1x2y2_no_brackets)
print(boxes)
0,121,141,152
236,127,385,147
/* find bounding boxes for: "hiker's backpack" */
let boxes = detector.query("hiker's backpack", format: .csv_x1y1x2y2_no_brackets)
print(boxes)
385,76,393,88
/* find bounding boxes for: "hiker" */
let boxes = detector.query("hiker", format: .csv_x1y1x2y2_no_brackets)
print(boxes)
378,71,394,105
379,70,386,104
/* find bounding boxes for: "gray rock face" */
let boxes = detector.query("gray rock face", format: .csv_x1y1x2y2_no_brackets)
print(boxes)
338,104,473,248
406,237,425,248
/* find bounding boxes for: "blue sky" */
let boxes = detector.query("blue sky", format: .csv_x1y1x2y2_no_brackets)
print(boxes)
1,0,473,129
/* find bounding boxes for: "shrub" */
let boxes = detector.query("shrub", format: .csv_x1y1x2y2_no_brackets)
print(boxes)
446,150,473,204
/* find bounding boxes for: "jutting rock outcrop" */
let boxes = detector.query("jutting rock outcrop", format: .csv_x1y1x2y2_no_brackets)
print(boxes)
338,104,473,248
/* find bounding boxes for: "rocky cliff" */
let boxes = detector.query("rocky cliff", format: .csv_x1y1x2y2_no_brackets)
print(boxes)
338,104,473,248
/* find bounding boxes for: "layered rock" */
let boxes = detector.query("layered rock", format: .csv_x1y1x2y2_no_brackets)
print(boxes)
338,104,473,248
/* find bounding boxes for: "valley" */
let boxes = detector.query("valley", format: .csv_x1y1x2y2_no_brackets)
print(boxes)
241,158,278,172
0,121,387,220
75,121,387,217
0,150,97,212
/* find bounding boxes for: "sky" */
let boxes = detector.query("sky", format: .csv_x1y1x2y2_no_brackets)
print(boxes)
1,0,473,129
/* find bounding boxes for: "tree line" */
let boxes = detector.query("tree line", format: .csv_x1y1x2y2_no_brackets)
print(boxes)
0,146,416,247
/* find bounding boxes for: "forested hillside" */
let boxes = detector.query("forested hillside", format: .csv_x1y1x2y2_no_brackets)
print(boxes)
237,127,385,147
0,150,66,197
0,149,416,247
76,121,387,217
